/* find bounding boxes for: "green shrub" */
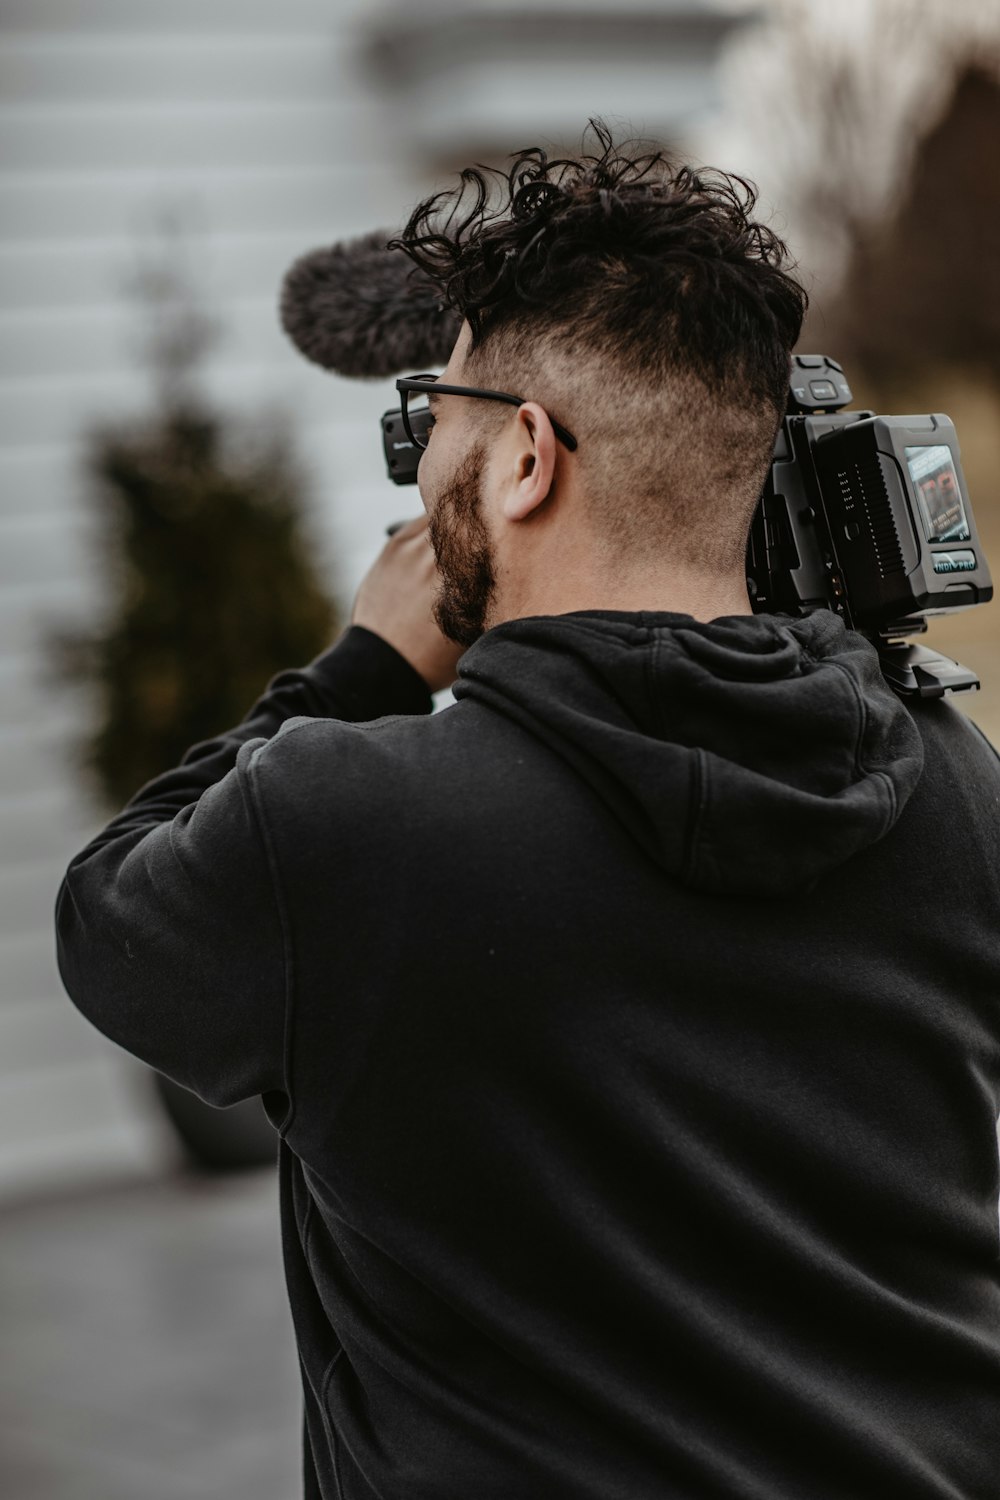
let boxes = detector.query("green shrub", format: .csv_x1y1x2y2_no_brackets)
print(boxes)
52,242,338,811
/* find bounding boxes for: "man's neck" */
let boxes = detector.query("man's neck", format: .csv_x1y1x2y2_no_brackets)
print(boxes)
490,566,754,628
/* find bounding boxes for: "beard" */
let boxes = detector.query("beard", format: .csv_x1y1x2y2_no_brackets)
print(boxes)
426,443,497,648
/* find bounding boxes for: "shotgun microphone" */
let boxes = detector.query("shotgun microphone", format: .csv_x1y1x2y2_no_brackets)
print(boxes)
279,229,461,379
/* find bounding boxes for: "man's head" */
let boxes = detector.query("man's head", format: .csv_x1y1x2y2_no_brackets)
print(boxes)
389,123,808,643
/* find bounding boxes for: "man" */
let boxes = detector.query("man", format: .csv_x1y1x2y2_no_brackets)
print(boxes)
56,132,1000,1498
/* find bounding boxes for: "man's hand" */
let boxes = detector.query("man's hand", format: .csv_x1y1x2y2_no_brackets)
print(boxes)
351,515,465,693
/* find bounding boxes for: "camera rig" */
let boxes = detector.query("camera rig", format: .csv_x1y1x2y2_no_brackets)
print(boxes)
748,355,992,697
382,354,993,698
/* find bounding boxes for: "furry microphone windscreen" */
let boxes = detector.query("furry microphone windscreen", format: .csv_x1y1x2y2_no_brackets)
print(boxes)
279,229,462,379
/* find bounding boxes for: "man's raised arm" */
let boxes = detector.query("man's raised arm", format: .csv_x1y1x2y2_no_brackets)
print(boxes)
54,517,453,1114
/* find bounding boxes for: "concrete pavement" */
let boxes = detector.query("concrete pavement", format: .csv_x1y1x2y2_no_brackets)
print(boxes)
0,1165,301,1500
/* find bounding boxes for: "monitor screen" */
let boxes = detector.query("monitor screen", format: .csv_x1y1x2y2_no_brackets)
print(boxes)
905,444,970,543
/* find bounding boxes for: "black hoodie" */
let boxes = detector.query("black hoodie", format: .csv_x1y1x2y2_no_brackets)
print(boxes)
56,610,1000,1500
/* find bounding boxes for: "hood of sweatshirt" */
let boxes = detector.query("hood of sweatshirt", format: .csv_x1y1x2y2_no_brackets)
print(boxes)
453,608,925,898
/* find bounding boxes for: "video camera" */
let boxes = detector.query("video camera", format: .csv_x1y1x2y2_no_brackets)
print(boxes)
381,353,993,699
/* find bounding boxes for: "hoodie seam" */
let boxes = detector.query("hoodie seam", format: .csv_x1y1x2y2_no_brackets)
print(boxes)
646,629,669,739
683,747,711,886
823,657,898,833
646,630,704,880
650,631,714,885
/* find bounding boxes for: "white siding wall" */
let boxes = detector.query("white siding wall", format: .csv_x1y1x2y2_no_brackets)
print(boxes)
0,1,425,1202
1,0,738,1202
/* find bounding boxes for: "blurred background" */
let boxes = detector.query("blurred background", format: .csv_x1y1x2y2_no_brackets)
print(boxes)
2,0,999,1495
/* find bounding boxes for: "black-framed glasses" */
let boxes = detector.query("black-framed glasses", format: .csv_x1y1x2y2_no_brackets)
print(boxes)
395,374,579,453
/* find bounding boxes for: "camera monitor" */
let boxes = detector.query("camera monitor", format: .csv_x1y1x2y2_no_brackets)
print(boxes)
905,445,970,545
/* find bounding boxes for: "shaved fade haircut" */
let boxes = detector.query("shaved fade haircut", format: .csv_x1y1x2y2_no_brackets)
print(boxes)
390,122,808,575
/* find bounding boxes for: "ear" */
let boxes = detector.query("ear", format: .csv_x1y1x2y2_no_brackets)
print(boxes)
502,402,558,522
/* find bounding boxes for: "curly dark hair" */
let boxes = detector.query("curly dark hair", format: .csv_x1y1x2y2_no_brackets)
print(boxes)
389,121,807,416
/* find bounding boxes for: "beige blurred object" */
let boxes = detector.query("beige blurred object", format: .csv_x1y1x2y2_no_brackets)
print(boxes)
703,0,1000,296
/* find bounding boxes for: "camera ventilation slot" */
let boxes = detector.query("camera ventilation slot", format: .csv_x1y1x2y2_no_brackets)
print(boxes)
837,458,905,578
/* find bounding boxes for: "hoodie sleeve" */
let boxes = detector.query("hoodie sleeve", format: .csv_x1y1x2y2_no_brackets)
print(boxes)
54,627,432,1113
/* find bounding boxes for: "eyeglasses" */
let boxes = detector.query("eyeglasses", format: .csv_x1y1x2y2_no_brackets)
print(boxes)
395,374,579,453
